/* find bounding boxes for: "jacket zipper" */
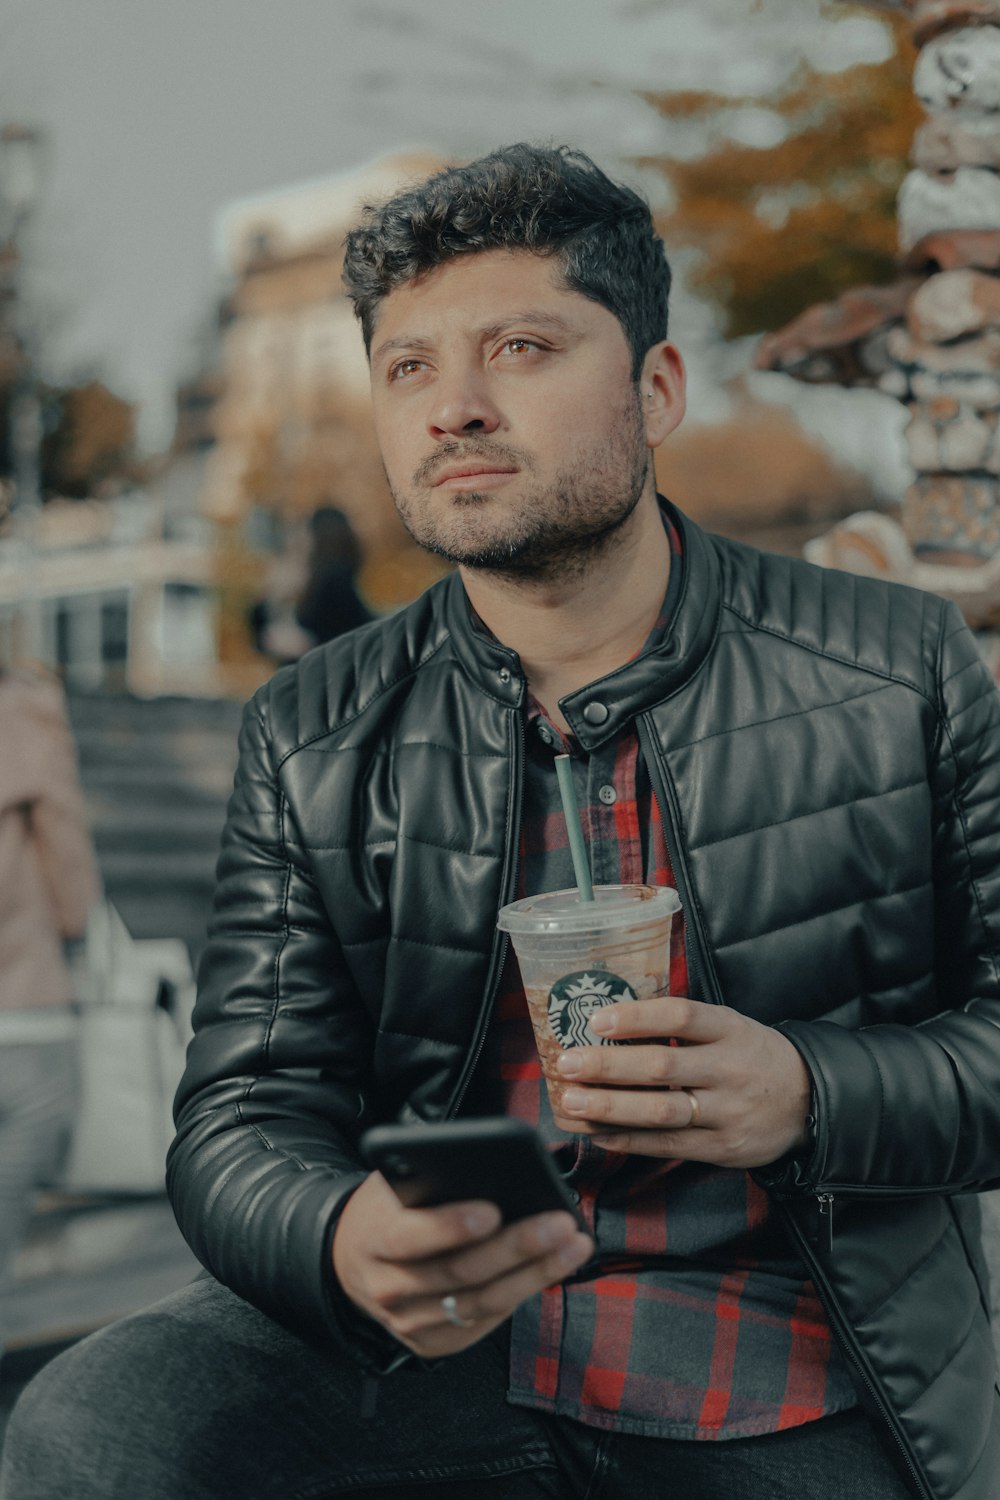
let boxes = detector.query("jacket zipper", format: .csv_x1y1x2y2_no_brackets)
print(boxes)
638,714,930,1497
642,716,839,1267
448,705,525,1118
816,1192,835,1253
635,714,723,1008
780,1202,932,1499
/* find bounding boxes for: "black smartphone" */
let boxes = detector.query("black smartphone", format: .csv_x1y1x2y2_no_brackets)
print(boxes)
361,1117,583,1227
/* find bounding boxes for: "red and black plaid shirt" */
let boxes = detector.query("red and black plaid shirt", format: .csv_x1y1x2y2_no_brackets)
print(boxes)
483,512,857,1440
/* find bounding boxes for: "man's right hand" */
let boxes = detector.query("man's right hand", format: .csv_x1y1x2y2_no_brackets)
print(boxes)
332,1170,594,1357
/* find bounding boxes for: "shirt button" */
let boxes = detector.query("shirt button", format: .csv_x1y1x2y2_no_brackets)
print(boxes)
537,722,555,745
583,701,609,726
598,784,617,805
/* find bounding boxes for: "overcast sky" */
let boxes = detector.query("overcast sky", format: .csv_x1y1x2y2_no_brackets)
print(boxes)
1,0,894,451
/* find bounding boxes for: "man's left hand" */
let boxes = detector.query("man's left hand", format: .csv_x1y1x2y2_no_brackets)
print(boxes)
555,996,812,1168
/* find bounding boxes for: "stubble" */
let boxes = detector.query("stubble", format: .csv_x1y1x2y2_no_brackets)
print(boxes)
387,388,650,584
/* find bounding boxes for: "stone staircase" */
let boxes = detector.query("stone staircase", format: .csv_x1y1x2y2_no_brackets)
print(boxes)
67,692,244,962
5,692,245,1398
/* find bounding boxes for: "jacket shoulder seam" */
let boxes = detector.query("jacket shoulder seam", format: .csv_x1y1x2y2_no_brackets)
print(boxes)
721,601,937,709
671,681,895,755
271,634,453,772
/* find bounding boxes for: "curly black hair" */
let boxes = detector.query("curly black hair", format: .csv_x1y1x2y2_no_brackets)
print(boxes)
342,144,671,380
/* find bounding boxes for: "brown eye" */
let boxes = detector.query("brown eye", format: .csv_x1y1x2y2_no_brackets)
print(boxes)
499,338,541,360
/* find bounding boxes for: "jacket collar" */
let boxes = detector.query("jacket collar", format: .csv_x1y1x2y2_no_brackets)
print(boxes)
443,498,722,750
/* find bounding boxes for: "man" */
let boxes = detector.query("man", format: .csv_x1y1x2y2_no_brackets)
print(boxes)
3,144,999,1500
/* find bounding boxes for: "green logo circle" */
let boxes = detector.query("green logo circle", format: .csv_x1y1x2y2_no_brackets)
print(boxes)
547,969,636,1046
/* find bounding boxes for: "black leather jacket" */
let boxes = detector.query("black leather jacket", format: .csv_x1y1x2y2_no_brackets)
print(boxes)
168,503,1000,1500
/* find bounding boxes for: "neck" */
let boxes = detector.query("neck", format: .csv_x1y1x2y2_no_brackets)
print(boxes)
460,490,671,723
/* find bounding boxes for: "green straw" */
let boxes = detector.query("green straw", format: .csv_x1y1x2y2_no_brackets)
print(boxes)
554,753,594,902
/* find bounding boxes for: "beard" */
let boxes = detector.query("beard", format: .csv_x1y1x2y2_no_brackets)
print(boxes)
386,388,650,583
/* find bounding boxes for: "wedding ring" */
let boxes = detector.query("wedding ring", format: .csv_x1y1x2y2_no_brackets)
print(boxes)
682,1089,702,1127
440,1293,475,1328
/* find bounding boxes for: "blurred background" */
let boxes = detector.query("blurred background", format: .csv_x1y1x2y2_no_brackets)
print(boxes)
0,0,918,699
3,0,990,1425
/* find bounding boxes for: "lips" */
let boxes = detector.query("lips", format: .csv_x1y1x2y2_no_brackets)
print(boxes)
432,462,518,486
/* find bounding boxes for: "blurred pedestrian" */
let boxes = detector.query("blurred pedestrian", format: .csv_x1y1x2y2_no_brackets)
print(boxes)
0,665,101,1359
293,505,374,645
248,505,373,667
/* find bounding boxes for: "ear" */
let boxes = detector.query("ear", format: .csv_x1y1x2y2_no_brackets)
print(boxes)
640,342,686,449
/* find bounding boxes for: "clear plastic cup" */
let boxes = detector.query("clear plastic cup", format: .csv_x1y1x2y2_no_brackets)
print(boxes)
497,884,681,1130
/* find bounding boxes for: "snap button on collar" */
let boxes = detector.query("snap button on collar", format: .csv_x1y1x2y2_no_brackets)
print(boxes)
582,701,609,726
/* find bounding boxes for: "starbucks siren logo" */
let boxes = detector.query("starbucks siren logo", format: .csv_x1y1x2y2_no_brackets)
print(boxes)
548,969,637,1046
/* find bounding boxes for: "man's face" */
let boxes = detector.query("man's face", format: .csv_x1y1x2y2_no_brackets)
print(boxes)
368,249,654,581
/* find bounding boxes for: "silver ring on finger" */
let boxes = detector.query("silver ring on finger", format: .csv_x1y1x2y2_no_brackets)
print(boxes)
440,1293,476,1328
682,1088,702,1127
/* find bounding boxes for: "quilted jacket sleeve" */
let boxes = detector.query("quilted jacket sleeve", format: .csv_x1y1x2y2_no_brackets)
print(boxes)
166,688,394,1361
778,603,1000,1195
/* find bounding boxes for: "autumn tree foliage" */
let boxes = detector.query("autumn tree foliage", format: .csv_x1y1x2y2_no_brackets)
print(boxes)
0,375,142,502
644,7,922,338
40,381,140,498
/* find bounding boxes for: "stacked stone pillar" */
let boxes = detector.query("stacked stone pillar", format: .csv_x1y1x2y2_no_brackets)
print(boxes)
754,1,1000,646
892,1,1000,559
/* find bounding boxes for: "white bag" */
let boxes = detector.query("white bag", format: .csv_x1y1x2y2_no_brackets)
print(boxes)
59,902,195,1194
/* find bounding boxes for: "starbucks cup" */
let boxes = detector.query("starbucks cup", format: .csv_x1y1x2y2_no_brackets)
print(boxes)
497,884,681,1130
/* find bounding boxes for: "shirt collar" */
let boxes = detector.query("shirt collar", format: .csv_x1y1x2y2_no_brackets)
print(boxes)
442,496,720,752
468,500,684,739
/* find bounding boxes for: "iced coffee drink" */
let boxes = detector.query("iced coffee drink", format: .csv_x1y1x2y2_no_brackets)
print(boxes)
497,885,681,1130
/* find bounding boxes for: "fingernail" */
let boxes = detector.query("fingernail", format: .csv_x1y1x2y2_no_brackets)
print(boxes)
526,1217,560,1251
463,1206,497,1234
590,1011,615,1034
562,1088,587,1111
557,1052,582,1076
559,1237,592,1269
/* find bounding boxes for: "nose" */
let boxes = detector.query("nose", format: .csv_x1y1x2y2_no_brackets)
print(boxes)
427,368,502,440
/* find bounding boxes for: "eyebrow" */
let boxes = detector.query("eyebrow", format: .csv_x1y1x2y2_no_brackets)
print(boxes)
371,309,576,365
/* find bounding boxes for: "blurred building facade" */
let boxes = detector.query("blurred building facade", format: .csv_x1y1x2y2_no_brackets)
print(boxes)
0,148,467,697
0,116,220,696
0,489,218,695
187,151,454,684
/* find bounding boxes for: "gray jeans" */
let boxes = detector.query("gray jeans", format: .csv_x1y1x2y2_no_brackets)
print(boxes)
0,1038,78,1353
0,1275,914,1500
